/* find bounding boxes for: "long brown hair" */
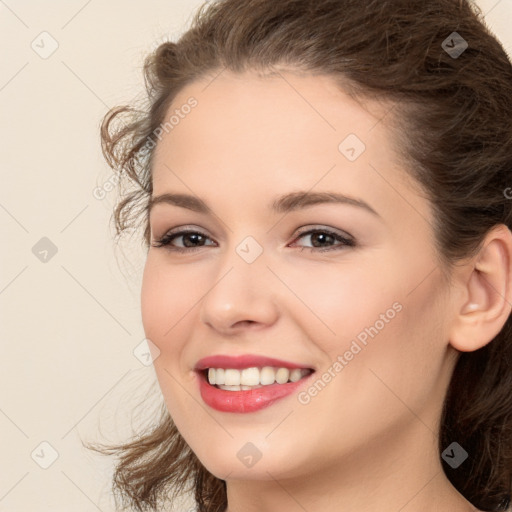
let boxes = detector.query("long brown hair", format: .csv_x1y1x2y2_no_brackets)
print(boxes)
92,0,512,510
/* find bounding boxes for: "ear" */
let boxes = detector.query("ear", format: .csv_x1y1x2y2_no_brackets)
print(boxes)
449,224,512,352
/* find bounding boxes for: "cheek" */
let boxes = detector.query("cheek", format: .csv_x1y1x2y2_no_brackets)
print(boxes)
141,259,169,343
284,254,449,404
279,257,400,355
279,265,450,460
140,256,199,362
140,257,200,417
141,255,203,328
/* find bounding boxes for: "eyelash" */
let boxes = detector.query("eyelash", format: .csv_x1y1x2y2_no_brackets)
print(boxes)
151,227,356,253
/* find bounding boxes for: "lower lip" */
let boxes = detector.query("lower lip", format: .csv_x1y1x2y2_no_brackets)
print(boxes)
196,370,314,413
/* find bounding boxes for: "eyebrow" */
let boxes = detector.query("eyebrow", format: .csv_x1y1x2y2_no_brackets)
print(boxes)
148,191,380,217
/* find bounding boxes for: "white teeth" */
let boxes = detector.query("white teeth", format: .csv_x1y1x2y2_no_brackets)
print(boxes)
218,384,243,391
215,368,225,385
217,384,264,391
289,368,303,382
275,368,290,384
260,366,276,385
224,369,241,386
206,366,312,387
241,367,260,386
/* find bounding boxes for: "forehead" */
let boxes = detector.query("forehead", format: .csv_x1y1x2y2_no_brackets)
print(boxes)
153,71,390,174
150,69,429,225
154,69,392,160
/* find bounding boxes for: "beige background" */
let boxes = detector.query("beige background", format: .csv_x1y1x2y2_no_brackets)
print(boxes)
1,1,511,510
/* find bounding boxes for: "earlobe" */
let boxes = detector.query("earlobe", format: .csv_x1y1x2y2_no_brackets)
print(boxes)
449,224,512,353
461,301,479,314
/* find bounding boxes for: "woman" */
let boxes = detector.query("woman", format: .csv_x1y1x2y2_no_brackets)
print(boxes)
95,0,512,510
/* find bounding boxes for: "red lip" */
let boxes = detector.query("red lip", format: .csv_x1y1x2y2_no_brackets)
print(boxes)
194,354,314,371
195,369,315,413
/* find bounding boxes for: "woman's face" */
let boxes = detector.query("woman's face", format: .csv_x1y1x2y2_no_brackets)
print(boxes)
141,70,459,481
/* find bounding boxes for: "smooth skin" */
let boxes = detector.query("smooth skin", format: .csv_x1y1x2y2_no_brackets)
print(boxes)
141,69,512,512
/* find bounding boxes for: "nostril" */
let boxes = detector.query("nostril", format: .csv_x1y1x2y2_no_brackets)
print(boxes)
234,320,256,328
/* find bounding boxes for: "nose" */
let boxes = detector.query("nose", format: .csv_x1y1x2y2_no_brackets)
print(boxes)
199,253,280,335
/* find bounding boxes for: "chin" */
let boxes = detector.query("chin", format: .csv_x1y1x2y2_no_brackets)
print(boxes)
191,440,309,482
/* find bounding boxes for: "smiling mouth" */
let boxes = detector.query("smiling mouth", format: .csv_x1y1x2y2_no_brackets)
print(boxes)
202,366,314,391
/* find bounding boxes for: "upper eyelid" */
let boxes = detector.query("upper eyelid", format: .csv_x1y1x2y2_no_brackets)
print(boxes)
152,224,212,239
154,224,351,237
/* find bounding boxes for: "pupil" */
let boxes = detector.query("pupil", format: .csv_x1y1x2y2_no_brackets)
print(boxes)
184,234,203,247
312,233,333,247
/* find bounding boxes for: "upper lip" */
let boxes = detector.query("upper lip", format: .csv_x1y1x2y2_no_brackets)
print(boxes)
194,354,315,371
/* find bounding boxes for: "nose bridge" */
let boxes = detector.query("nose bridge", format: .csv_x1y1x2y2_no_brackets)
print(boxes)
198,235,279,331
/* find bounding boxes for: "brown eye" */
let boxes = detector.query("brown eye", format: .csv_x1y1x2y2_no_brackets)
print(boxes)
290,228,355,252
152,230,216,251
